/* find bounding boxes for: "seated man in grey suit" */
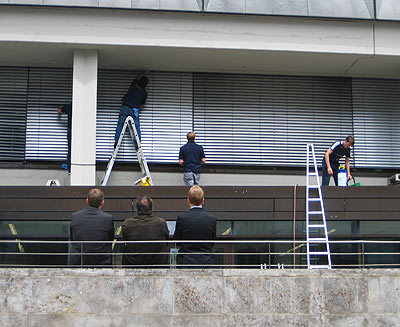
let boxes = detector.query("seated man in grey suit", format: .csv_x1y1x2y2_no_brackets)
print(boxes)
173,185,217,268
122,196,170,267
68,189,115,267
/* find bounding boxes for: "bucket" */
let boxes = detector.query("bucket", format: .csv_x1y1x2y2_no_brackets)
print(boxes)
348,177,361,187
337,165,347,187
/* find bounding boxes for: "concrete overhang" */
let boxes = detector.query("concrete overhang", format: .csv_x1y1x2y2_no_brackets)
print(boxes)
0,6,399,78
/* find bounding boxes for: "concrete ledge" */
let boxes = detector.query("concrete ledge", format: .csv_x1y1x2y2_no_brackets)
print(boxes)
0,269,400,326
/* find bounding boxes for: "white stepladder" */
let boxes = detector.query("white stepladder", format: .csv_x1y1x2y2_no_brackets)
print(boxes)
102,116,153,186
306,144,332,269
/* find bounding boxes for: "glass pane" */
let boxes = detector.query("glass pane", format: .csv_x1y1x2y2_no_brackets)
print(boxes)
360,221,400,235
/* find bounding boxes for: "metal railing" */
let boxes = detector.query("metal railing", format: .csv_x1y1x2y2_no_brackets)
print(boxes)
1,239,400,269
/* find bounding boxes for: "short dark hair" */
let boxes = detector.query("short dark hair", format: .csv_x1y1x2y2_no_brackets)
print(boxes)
87,189,104,208
187,132,196,142
188,185,204,206
137,76,149,88
136,196,153,215
346,135,355,145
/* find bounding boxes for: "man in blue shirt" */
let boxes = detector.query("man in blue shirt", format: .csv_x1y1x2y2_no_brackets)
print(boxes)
114,70,149,148
179,132,206,186
322,135,354,186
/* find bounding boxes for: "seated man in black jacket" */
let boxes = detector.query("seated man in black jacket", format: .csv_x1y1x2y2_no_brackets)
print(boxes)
68,189,115,267
122,196,170,267
174,185,217,268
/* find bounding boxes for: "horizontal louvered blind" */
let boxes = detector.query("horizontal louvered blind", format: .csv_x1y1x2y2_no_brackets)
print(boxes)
352,78,400,168
25,68,72,161
194,73,353,166
96,70,193,163
0,67,28,161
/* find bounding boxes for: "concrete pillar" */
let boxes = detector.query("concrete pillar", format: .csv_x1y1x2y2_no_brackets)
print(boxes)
70,50,98,186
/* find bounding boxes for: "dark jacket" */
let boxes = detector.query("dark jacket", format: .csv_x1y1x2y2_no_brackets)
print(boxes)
122,215,170,267
173,207,217,266
122,79,147,109
68,206,115,266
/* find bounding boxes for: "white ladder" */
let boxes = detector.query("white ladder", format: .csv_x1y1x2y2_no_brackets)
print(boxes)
102,116,153,186
306,144,332,269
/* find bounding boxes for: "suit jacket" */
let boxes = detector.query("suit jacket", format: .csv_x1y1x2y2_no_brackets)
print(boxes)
122,214,170,267
173,207,217,266
68,206,115,266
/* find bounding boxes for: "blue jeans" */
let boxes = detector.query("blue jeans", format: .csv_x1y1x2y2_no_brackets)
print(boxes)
114,105,141,144
322,159,339,186
183,172,201,186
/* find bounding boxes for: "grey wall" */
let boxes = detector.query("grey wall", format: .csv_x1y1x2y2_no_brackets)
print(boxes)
0,168,389,186
3,0,400,21
0,268,399,326
0,0,386,20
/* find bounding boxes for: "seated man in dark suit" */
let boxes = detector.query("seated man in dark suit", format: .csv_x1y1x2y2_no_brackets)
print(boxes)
173,185,217,268
68,189,115,267
122,196,170,267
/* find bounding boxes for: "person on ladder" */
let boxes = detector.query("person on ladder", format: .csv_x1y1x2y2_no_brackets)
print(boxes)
114,70,149,149
321,135,354,186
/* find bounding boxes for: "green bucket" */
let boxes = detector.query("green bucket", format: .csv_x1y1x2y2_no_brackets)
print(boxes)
349,177,361,187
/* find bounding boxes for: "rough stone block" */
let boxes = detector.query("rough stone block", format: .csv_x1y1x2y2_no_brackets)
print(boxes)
99,0,130,8
270,277,294,313
30,277,77,313
323,314,371,327
323,277,367,314
172,314,222,327
368,276,400,313
3,277,33,313
0,314,28,327
224,277,271,314
124,314,171,327
76,276,173,314
28,313,125,327
369,314,400,327
223,314,321,327
174,277,222,314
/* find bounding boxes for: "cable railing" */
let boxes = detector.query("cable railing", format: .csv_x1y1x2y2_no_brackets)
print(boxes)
1,239,400,269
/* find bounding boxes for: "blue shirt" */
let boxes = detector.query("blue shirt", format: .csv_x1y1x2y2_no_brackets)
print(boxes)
179,142,205,174
122,79,147,109
327,140,351,164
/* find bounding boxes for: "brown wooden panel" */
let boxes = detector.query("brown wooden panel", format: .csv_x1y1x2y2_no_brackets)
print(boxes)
0,186,63,198
344,186,400,198
345,212,400,220
205,198,274,211
202,186,275,198
345,198,400,211
0,212,64,220
0,199,63,211
275,198,344,212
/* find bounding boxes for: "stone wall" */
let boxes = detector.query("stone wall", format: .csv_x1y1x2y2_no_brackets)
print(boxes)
0,268,399,327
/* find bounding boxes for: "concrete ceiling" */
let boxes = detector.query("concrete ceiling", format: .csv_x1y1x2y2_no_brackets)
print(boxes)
1,41,400,79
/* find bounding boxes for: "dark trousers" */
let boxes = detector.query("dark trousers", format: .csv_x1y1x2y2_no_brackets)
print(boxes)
322,159,339,186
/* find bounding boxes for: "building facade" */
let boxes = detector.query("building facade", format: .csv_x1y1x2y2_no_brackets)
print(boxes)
1,1,400,186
